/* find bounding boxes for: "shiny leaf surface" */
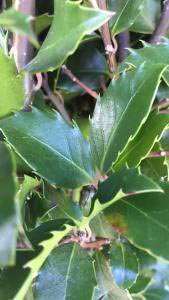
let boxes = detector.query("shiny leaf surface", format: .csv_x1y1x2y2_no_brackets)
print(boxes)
0,108,96,188
0,48,24,118
104,182,169,262
26,0,113,73
90,63,165,173
108,0,146,35
34,244,96,300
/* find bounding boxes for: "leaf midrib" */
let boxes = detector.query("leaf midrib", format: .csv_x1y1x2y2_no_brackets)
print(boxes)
5,130,93,183
64,244,75,300
30,134,93,181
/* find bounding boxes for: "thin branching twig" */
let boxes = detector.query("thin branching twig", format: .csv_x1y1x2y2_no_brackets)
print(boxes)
97,0,117,72
61,65,99,99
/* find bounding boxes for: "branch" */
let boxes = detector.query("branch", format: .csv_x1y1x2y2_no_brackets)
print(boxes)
97,0,117,72
13,0,35,111
150,0,169,44
61,65,99,99
149,151,169,158
43,74,71,124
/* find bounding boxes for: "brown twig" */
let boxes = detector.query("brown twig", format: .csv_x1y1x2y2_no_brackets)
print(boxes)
14,0,35,111
150,0,169,44
61,65,98,99
149,151,169,158
60,230,111,250
43,74,71,123
159,110,169,114
153,98,169,110
97,0,117,72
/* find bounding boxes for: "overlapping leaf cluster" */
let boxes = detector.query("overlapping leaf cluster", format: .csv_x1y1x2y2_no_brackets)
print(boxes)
0,0,169,299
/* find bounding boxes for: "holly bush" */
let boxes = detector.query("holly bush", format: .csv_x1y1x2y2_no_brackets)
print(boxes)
0,0,169,299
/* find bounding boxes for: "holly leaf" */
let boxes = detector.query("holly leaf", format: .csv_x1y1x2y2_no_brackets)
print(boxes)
0,224,72,300
57,38,109,95
34,244,96,300
108,0,146,35
131,0,160,34
104,182,169,262
26,0,113,73
90,63,166,173
118,39,169,86
0,142,17,267
114,112,169,170
94,252,132,300
109,240,139,289
0,8,38,47
0,48,25,118
0,108,96,189
96,168,162,204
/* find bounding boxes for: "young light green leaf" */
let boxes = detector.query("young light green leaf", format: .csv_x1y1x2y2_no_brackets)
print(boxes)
104,182,169,263
0,48,25,118
35,14,52,35
0,8,38,47
90,63,166,173
34,244,96,300
114,112,169,170
0,108,96,189
109,241,139,289
26,0,113,73
94,252,132,300
0,142,17,267
107,0,146,35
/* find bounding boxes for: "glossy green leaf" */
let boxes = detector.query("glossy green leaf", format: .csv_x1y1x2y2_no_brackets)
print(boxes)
118,39,169,87
0,48,25,118
0,108,96,189
114,112,169,170
34,244,96,300
130,249,156,295
13,225,72,300
94,252,132,300
131,0,160,34
0,142,17,267
109,240,138,289
107,0,146,35
90,63,166,173
57,191,83,225
26,0,113,73
57,38,109,94
0,8,38,46
132,250,169,300
35,14,52,35
90,213,116,239
140,143,167,181
97,168,162,204
104,182,169,262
